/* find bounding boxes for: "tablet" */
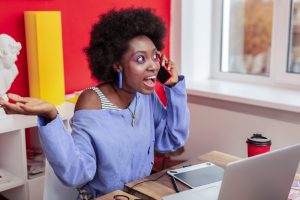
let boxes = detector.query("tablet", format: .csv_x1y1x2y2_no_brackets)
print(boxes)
167,162,224,188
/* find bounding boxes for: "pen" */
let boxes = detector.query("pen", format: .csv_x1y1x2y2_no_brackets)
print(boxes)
171,176,180,193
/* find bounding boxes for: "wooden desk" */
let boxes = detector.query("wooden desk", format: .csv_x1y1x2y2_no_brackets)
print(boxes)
124,151,300,200
96,190,140,200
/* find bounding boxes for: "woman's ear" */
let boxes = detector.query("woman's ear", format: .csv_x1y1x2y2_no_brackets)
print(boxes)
113,63,123,72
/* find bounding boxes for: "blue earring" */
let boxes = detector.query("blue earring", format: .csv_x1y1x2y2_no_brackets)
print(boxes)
118,71,122,89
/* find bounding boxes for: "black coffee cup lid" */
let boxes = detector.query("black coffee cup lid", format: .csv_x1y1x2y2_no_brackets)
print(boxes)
246,133,271,146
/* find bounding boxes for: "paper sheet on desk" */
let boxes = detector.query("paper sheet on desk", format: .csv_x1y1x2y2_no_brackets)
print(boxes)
289,181,300,200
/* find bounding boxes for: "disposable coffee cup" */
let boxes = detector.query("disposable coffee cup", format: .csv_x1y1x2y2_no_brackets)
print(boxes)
246,133,271,157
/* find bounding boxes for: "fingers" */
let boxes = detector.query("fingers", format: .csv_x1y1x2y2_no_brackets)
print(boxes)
7,93,33,104
163,58,175,71
18,103,42,114
7,93,21,101
0,95,35,115
0,101,27,115
157,52,167,66
0,98,8,107
158,52,175,70
159,54,165,67
0,94,55,117
157,52,179,86
167,60,175,71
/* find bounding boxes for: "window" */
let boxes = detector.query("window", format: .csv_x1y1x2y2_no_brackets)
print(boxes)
221,0,273,76
178,0,300,113
211,0,300,87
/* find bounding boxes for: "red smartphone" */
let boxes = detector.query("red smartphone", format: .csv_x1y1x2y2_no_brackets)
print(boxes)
157,65,172,84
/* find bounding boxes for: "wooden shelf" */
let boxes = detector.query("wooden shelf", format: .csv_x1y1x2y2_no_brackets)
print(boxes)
0,169,25,192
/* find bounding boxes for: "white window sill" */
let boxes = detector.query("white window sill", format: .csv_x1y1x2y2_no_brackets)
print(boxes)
186,79,300,114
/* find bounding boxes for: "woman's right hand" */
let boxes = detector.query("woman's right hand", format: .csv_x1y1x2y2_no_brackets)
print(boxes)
0,93,58,121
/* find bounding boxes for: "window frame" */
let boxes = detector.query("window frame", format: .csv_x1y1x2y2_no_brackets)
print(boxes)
173,0,300,115
176,0,300,115
274,0,300,85
210,0,300,88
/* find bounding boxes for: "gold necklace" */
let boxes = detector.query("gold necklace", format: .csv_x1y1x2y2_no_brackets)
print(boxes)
127,95,138,127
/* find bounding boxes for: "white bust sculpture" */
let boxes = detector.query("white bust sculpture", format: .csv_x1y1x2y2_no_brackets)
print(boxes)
0,34,21,101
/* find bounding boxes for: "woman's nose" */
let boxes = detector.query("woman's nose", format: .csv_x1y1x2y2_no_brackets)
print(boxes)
148,61,159,71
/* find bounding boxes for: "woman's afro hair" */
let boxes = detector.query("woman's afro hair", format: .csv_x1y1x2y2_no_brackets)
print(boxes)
84,8,166,82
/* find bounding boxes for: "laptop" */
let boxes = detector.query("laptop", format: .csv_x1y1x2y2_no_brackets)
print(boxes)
163,143,300,200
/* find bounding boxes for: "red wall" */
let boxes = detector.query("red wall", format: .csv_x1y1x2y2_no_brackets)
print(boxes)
0,0,170,96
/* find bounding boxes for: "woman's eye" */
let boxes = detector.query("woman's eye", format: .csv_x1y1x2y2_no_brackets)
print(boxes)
136,55,145,63
152,53,159,61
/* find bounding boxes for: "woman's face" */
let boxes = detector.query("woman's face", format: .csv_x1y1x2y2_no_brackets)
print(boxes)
120,35,160,94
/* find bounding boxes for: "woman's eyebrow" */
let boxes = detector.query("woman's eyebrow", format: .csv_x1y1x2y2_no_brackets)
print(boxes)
134,48,158,55
134,50,147,54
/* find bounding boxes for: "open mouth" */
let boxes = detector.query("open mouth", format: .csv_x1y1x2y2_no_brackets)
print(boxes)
143,75,156,88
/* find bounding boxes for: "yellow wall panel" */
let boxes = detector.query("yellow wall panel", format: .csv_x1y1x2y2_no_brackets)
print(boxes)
24,11,65,105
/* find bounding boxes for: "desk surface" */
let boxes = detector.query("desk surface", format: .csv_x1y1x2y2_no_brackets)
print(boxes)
95,190,139,200
124,151,300,200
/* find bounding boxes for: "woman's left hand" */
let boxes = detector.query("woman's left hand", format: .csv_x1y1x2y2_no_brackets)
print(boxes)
159,53,179,86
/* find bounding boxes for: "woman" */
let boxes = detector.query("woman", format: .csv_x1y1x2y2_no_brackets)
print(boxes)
0,8,190,199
